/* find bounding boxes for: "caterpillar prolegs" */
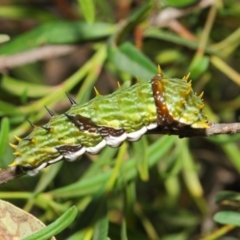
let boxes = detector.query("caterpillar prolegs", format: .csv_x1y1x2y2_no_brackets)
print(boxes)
9,66,209,176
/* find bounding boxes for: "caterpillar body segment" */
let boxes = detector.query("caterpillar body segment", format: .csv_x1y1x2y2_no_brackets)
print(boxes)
9,69,208,175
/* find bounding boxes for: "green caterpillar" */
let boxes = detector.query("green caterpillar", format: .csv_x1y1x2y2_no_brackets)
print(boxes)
9,66,208,176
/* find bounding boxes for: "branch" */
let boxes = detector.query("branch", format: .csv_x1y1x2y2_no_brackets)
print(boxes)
0,122,240,185
0,167,25,185
147,123,240,137
0,45,79,71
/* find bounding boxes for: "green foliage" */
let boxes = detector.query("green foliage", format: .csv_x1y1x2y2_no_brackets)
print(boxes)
23,206,78,240
214,211,240,226
0,21,115,54
0,118,9,157
109,42,156,79
77,0,95,23
0,0,240,239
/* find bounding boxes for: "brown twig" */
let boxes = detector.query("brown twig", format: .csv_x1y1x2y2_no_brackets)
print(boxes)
0,167,25,185
147,123,240,137
0,122,240,185
0,45,79,71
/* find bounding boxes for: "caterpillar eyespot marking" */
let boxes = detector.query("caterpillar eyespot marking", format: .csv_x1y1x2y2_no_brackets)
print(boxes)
9,66,209,175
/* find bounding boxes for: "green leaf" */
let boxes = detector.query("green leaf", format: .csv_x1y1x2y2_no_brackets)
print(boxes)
0,21,115,55
155,49,182,65
134,136,149,181
23,206,78,240
106,143,128,192
1,75,53,98
128,1,153,23
92,215,109,240
219,136,240,173
77,0,95,23
109,42,156,80
121,218,129,240
0,118,10,158
0,100,21,116
188,55,209,78
0,6,58,22
208,135,240,144
179,139,207,213
164,0,198,8
215,191,240,203
214,211,240,226
180,139,203,198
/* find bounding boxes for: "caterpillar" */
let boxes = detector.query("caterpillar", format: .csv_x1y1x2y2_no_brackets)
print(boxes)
9,66,209,176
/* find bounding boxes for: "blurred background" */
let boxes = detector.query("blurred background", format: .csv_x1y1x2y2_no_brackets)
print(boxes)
0,0,240,239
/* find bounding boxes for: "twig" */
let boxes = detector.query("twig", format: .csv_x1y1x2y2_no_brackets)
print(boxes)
147,123,240,137
0,45,79,71
0,122,240,185
0,167,25,185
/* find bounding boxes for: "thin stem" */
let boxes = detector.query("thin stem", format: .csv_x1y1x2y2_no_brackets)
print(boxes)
200,224,235,240
197,0,218,55
210,56,240,86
